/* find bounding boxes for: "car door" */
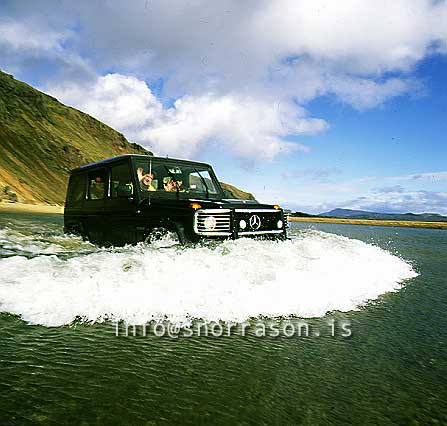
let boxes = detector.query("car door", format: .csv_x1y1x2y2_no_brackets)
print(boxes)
104,161,138,245
84,168,107,243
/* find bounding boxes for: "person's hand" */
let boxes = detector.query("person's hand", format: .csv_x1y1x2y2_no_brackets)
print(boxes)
164,180,174,191
137,167,144,180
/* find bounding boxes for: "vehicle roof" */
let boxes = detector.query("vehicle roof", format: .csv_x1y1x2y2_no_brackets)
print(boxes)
70,154,213,174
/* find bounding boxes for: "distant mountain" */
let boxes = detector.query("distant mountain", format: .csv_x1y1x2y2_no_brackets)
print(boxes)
0,71,253,204
291,211,316,218
319,208,447,222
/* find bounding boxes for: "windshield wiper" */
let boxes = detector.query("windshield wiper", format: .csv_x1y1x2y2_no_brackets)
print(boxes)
194,168,209,199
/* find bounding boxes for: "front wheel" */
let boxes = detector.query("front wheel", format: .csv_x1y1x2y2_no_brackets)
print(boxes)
144,226,182,247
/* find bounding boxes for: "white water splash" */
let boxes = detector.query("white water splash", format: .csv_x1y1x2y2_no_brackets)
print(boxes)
0,230,417,326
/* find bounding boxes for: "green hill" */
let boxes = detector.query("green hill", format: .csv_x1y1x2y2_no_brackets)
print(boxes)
0,71,254,204
219,181,255,200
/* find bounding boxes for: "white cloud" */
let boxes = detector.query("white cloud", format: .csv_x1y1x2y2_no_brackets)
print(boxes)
0,19,69,50
389,171,447,181
253,0,445,74
140,93,327,159
325,76,418,110
0,15,95,84
256,173,447,215
51,74,162,130
339,190,447,215
70,0,447,103
269,187,447,215
4,1,447,105
3,1,447,163
49,73,327,160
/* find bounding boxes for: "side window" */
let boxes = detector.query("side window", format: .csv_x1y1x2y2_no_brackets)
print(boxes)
110,163,134,198
67,174,85,206
135,160,162,193
87,169,107,200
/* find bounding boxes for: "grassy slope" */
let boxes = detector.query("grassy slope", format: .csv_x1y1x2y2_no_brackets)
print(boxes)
220,182,256,200
0,71,151,205
0,71,254,204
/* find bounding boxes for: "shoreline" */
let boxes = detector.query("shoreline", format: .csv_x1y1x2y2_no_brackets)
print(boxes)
0,202,63,215
1,203,445,229
290,216,447,229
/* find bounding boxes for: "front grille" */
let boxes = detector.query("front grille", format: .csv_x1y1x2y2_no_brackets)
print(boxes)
235,209,284,235
194,209,232,236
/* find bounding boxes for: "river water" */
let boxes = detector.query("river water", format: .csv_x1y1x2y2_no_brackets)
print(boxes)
0,213,446,425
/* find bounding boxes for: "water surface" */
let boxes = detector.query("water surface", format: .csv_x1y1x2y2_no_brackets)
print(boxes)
0,213,446,425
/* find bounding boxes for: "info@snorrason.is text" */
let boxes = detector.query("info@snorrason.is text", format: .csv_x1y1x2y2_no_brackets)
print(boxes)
114,319,352,339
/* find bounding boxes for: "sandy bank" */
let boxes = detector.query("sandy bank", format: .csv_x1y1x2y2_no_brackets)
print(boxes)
0,202,63,215
290,216,447,229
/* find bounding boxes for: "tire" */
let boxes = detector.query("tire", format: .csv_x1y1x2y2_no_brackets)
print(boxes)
67,223,86,239
145,226,181,247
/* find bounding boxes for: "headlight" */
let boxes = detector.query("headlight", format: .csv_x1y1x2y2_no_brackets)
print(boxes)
277,220,283,229
239,219,247,230
204,216,217,230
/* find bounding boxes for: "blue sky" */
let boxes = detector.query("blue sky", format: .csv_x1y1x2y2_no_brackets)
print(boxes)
1,0,446,214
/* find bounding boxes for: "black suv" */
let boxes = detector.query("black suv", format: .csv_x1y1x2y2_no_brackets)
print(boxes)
64,154,289,245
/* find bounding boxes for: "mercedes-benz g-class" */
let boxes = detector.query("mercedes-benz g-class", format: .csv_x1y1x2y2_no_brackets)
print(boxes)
64,155,289,245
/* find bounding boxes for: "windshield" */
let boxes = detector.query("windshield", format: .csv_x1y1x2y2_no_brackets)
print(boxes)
135,160,222,198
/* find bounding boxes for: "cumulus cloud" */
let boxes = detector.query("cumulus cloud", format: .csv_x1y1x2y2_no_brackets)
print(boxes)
0,18,64,76
49,73,327,159
343,190,447,214
258,174,447,215
3,1,447,98
50,74,162,131
325,77,419,110
253,0,447,73
2,0,447,161
0,19,68,50
283,189,447,215
68,1,447,83
0,14,95,84
62,0,447,114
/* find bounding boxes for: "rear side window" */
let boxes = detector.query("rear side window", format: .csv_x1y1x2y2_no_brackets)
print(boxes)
67,174,85,206
110,163,134,198
87,169,107,200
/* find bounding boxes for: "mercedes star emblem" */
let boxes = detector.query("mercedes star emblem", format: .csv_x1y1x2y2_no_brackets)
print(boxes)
249,214,261,230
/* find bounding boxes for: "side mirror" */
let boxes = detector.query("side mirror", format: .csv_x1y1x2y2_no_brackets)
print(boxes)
223,189,233,198
117,185,133,198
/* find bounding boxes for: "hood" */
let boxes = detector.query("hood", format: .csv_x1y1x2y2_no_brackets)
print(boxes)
188,197,279,210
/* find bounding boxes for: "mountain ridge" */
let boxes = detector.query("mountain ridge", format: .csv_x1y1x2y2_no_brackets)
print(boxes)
319,208,447,222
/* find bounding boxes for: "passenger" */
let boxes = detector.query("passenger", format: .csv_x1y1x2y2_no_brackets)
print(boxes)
137,167,157,191
90,176,105,199
164,178,183,192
